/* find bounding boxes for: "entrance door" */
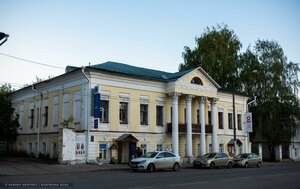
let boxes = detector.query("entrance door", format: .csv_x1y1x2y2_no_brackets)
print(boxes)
129,142,136,160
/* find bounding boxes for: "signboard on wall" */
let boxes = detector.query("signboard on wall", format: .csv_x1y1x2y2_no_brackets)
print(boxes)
75,138,85,157
94,93,101,118
244,112,253,132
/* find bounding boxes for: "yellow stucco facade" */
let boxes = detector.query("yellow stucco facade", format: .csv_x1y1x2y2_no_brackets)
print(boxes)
11,63,250,164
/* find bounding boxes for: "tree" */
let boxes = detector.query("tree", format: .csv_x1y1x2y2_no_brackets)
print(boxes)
240,40,300,161
0,84,20,152
181,24,300,161
180,24,242,89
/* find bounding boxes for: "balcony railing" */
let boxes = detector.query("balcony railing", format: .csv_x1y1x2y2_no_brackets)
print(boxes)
166,123,212,134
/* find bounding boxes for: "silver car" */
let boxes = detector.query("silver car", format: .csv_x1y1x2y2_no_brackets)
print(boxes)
193,152,233,169
129,151,181,172
233,153,262,168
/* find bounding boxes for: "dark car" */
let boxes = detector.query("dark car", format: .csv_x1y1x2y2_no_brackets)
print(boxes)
233,153,262,168
193,152,233,169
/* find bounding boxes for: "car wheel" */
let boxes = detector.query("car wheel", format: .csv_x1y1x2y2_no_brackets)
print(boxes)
257,162,262,168
147,163,155,172
210,162,215,169
172,163,180,171
227,161,232,169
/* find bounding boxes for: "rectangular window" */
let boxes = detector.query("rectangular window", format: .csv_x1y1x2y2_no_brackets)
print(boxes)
44,106,48,127
19,105,24,128
238,114,242,130
98,143,108,160
184,108,186,124
219,144,224,153
63,94,70,120
208,111,212,125
36,107,40,128
29,143,32,154
53,96,59,127
156,105,163,126
209,143,212,153
43,142,46,154
218,112,224,129
140,104,148,125
53,143,57,159
197,109,200,125
171,107,173,123
30,108,34,128
74,92,81,124
141,144,147,155
119,102,128,124
100,100,109,123
228,113,233,129
156,144,163,151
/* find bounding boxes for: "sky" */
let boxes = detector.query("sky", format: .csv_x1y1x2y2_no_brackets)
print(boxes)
0,0,300,89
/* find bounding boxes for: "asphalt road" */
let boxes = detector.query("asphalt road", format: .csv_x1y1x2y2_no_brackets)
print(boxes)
1,161,300,189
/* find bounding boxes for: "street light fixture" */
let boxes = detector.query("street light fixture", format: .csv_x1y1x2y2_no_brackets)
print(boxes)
0,32,9,46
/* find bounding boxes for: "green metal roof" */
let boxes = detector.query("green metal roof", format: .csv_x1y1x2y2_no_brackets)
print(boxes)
66,61,195,81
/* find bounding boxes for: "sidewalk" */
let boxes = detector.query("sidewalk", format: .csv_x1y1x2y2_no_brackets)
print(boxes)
0,157,132,176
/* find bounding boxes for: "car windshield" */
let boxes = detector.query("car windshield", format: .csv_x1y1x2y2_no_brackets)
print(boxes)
142,152,158,158
237,154,249,158
203,153,217,158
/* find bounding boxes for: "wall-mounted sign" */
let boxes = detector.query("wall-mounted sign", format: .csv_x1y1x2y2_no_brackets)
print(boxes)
244,112,252,132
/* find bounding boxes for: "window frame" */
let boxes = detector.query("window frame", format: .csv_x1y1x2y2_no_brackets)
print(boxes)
228,113,233,129
237,114,242,130
218,112,224,129
140,104,149,125
156,105,164,126
100,99,109,123
119,101,129,124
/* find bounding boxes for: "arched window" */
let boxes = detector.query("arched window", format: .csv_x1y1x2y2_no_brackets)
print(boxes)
191,77,203,85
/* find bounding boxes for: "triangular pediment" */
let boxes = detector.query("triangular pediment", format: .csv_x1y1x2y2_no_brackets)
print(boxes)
166,67,220,97
176,67,220,89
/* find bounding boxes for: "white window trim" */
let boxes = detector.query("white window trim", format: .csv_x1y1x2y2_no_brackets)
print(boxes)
74,91,81,125
99,91,110,130
53,96,59,127
155,97,165,131
119,93,130,131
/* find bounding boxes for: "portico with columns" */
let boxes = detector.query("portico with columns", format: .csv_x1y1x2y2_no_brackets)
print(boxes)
165,67,250,162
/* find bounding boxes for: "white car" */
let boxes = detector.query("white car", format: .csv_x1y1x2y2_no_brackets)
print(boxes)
129,151,181,172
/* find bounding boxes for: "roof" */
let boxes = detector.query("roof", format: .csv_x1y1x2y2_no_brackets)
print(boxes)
66,61,195,81
115,134,139,142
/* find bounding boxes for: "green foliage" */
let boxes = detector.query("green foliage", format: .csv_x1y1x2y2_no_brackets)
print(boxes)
181,25,300,161
242,40,300,160
60,117,74,129
0,84,20,149
180,24,242,89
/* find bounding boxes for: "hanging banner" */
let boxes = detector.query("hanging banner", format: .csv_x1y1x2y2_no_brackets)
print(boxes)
244,112,253,132
94,93,101,118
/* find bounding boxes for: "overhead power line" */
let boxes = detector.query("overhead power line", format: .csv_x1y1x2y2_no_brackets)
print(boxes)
0,52,65,69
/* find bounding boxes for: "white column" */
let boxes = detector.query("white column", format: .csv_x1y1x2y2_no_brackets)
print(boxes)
199,97,206,155
170,93,181,155
211,98,218,153
186,95,194,161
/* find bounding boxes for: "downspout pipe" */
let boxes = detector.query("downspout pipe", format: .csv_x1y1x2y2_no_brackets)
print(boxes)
82,67,90,163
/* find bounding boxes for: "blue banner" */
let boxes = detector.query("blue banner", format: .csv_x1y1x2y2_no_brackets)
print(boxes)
94,93,100,118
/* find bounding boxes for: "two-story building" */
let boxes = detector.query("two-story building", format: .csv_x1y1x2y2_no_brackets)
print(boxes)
11,61,250,164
